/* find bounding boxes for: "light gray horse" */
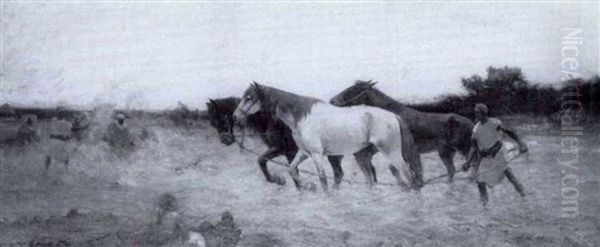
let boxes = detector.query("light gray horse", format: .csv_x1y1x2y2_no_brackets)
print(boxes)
234,82,423,192
330,80,474,182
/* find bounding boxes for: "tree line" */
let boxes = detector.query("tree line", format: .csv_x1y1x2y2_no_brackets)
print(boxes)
410,66,599,122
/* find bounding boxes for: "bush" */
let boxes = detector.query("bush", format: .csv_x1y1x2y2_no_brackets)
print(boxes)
168,102,203,127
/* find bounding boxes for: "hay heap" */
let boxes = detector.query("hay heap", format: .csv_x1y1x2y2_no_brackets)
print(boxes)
15,118,40,145
143,193,187,246
191,211,242,247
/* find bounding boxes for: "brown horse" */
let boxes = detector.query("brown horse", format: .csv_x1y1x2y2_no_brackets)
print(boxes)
330,80,474,182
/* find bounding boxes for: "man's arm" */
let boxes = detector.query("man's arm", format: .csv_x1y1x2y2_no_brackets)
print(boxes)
462,139,479,171
498,125,528,153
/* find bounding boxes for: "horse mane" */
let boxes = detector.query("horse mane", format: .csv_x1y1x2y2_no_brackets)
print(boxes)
351,80,415,113
210,97,240,113
257,84,322,122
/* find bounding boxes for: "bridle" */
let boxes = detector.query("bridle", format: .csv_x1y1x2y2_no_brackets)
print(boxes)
232,95,261,147
236,96,260,117
336,86,373,106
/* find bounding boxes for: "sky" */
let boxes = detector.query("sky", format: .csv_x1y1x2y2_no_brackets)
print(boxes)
1,1,598,110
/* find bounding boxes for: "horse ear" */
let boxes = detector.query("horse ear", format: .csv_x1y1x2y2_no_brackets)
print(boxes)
370,81,378,87
251,81,262,94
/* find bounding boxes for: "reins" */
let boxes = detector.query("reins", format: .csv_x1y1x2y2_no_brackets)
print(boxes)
421,147,527,185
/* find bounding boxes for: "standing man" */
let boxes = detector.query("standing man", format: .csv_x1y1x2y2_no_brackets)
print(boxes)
462,103,528,206
45,109,75,175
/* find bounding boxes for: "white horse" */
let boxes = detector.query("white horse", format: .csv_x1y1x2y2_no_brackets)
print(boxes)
233,82,423,192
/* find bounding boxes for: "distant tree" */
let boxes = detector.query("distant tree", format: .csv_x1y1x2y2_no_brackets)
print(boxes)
460,66,530,115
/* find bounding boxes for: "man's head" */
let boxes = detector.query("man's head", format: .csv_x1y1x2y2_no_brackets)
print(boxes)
115,113,126,125
474,103,488,122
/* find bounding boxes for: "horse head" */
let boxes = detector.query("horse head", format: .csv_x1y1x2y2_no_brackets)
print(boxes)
330,80,377,106
207,98,236,145
233,82,266,124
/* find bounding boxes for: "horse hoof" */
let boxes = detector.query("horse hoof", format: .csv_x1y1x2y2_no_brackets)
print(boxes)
302,182,318,192
398,182,411,192
271,174,286,186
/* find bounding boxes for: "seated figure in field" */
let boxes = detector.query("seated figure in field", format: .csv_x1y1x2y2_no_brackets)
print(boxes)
106,113,135,151
71,113,91,141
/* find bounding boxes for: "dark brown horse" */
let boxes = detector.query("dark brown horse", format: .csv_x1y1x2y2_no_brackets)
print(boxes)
330,81,474,182
207,97,377,188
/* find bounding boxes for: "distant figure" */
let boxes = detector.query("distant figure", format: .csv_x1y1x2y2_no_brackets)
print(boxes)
71,113,91,141
44,110,75,175
16,117,40,145
462,103,528,207
106,113,134,150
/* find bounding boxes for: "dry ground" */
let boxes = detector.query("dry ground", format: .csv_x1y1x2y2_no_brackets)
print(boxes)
0,116,599,246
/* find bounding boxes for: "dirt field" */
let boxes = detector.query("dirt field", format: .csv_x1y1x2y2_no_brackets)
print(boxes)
0,116,599,246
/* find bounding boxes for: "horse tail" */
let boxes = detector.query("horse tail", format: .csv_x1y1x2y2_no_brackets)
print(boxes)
395,115,423,189
447,114,474,156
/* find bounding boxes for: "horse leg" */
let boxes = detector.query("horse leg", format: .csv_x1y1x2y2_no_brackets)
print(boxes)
64,158,69,172
258,147,284,184
378,149,410,190
394,115,423,190
407,154,424,189
288,152,309,190
326,155,344,189
43,156,52,176
364,144,379,183
478,182,489,206
439,147,456,182
353,149,376,187
309,153,329,193
371,164,378,183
